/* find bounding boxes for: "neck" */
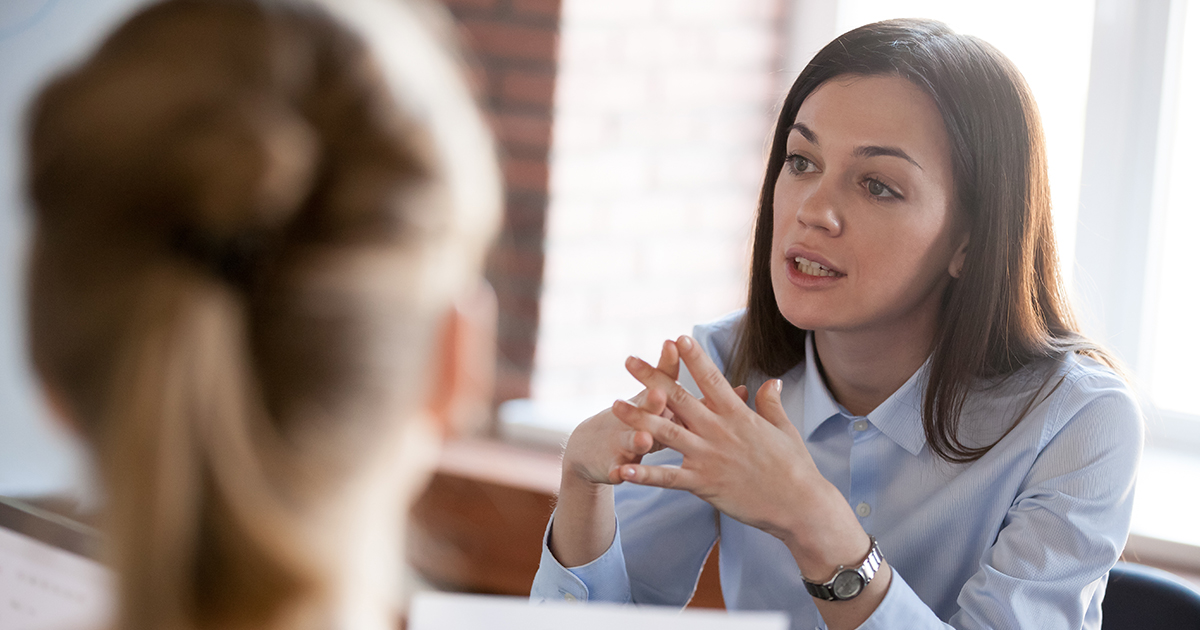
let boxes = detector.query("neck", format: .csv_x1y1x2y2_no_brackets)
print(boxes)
813,307,941,417
303,418,442,630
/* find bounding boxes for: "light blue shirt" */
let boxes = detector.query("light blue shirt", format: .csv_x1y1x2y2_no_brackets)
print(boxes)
531,311,1143,630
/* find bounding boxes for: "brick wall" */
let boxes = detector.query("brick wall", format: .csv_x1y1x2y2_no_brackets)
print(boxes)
527,0,786,425
442,0,787,427
442,0,563,404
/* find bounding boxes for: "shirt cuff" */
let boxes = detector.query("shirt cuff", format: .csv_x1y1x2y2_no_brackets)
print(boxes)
854,569,947,630
530,512,632,604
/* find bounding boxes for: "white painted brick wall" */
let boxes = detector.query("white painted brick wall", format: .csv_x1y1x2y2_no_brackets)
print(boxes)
526,0,783,429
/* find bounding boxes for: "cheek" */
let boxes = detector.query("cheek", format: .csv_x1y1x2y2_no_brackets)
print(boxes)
860,211,957,287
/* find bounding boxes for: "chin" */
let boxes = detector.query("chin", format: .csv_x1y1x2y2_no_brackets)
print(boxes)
775,306,827,332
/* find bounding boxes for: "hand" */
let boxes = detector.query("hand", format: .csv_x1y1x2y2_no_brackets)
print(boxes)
560,340,680,487
562,340,750,487
612,335,866,574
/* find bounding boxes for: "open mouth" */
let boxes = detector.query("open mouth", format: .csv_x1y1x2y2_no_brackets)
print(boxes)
793,256,844,278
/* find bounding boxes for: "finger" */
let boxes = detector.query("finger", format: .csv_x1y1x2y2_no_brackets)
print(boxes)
612,398,703,453
625,428,655,456
637,386,668,417
655,339,680,381
675,335,741,411
618,462,696,491
754,379,793,431
625,356,715,432
734,385,749,403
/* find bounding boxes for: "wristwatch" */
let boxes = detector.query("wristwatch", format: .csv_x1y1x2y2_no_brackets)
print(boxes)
802,536,883,601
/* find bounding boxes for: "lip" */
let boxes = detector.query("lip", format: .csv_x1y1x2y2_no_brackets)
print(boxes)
782,246,845,287
784,247,844,274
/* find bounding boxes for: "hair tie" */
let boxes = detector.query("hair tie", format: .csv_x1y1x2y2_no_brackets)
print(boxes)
170,226,267,291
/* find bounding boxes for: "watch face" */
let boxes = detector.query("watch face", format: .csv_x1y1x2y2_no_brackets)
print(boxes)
832,570,864,599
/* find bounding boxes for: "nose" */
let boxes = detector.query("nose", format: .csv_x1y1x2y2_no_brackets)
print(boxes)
794,176,843,236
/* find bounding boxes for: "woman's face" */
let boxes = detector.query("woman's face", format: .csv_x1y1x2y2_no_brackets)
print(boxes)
770,74,967,336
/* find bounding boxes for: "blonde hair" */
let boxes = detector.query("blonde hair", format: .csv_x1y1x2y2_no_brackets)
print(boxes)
25,0,500,628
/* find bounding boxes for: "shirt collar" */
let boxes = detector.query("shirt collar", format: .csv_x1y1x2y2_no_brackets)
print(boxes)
796,332,930,456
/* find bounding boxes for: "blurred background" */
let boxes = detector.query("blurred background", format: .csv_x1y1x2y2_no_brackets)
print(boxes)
1,0,1197,597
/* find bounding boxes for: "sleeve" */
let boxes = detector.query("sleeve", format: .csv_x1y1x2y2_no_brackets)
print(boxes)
858,372,1143,630
530,514,632,604
529,316,734,607
528,448,720,606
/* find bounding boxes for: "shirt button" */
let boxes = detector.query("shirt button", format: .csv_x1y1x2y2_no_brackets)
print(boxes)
563,592,577,602
855,502,872,517
853,420,869,432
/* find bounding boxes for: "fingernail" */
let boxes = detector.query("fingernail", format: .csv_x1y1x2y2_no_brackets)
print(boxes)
774,379,783,393
677,335,693,351
622,466,637,480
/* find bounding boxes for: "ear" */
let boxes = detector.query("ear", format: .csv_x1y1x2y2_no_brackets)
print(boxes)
949,232,969,279
423,283,498,440
40,381,85,437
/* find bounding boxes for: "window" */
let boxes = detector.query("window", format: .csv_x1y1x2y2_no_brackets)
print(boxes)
1146,0,1200,420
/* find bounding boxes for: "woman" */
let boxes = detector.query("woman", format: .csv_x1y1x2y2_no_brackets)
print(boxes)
533,18,1142,630
25,0,500,629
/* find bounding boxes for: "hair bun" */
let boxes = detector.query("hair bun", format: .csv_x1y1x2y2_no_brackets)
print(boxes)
169,99,318,240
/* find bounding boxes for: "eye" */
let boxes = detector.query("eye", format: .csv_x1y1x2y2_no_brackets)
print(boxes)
784,153,816,175
865,178,900,199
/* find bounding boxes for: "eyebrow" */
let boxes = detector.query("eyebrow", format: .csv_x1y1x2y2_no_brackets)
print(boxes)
788,122,924,171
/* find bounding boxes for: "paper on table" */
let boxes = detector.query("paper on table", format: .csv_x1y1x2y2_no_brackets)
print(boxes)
409,592,789,630
0,526,113,630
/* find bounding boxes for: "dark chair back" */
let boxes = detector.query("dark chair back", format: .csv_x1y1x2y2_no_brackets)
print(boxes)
1103,561,1200,629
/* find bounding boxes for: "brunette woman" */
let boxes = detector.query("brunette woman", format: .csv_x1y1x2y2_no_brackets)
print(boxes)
533,19,1142,630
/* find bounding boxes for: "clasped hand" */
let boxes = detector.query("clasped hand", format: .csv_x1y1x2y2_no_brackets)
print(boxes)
616,335,830,545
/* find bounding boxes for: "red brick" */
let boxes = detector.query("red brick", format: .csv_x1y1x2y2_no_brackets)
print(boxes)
502,157,549,193
491,247,545,277
491,112,552,149
500,69,556,106
441,0,499,13
459,20,558,63
492,368,532,402
511,0,561,19
497,291,542,321
496,334,538,364
501,198,549,232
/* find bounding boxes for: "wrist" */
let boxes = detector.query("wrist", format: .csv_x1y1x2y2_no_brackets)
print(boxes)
778,482,871,580
558,464,612,498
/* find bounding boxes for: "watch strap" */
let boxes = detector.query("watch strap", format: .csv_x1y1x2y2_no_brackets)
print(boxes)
803,535,883,601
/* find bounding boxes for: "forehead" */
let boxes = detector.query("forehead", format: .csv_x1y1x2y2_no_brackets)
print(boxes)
791,74,951,165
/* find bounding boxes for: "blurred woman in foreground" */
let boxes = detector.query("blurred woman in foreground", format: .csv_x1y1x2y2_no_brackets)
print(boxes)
25,1,500,628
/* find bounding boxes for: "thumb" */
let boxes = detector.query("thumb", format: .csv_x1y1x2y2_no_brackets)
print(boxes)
754,379,791,430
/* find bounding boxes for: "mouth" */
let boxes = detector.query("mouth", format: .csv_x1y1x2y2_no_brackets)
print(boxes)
792,256,845,278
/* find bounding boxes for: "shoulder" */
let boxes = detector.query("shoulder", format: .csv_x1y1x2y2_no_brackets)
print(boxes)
961,353,1143,454
690,309,745,375
1007,353,1144,455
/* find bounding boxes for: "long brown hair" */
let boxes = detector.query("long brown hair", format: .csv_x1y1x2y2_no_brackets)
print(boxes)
730,19,1112,463
25,1,499,628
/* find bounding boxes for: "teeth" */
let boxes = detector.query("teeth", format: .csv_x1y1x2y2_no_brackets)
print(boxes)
794,256,837,277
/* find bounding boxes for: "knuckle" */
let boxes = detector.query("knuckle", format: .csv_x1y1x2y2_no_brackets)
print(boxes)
653,466,676,488
699,368,725,390
668,385,692,406
660,420,681,443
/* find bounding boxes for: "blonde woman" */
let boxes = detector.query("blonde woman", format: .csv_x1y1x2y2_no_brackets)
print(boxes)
25,1,500,629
